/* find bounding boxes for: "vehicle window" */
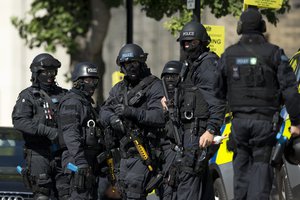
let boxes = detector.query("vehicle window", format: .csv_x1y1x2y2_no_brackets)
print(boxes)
0,128,24,167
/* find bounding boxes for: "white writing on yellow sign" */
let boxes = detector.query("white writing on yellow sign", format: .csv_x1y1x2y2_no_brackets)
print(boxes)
244,0,283,9
204,25,225,57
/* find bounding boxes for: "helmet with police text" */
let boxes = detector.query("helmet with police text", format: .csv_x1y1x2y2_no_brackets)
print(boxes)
284,136,300,165
237,7,266,35
30,53,61,73
161,61,182,78
116,43,148,66
71,62,99,82
177,21,211,46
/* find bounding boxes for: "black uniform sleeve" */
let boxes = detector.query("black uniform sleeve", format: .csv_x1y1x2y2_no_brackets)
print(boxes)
275,49,300,125
59,98,88,166
131,79,165,127
194,57,226,134
99,84,120,128
12,90,40,135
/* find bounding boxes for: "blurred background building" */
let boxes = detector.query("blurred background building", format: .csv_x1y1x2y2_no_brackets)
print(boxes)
1,0,299,126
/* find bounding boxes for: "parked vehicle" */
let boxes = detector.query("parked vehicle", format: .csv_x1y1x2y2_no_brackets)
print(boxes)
0,127,33,200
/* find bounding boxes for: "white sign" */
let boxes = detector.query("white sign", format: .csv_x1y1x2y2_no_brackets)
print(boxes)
187,0,195,10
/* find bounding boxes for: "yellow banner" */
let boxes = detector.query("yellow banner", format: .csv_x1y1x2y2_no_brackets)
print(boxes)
204,25,225,57
244,0,283,9
112,71,124,86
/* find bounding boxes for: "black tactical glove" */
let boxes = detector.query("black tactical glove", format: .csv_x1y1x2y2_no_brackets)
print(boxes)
113,104,136,118
37,124,58,140
109,115,125,133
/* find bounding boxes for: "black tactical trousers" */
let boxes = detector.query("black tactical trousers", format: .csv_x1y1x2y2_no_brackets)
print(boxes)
24,148,52,200
118,157,151,200
175,129,214,200
61,150,98,200
25,148,70,200
53,154,70,200
231,117,276,200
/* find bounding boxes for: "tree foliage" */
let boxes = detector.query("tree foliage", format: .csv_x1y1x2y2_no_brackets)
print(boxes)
12,0,290,54
11,0,90,53
136,0,291,37
11,0,122,54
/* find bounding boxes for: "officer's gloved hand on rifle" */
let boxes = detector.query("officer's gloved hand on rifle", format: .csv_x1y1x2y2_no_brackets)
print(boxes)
113,104,139,119
109,114,125,133
37,124,58,140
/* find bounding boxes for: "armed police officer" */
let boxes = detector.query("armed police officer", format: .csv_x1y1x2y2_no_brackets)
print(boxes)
218,7,300,200
178,20,225,150
161,60,217,200
99,43,165,200
12,53,69,200
58,62,103,199
169,21,225,199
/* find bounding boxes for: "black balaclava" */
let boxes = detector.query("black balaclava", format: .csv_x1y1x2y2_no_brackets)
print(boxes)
74,78,99,97
182,40,209,62
163,74,180,100
122,62,150,86
36,69,58,91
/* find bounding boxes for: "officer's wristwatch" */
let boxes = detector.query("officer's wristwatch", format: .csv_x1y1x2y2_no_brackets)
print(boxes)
207,128,215,135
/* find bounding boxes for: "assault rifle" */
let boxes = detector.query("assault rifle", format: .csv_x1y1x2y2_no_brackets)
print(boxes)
108,96,165,193
161,77,184,162
108,96,154,172
97,127,118,191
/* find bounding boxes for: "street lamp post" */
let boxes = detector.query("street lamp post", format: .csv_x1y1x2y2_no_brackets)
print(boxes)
193,0,201,23
126,0,133,44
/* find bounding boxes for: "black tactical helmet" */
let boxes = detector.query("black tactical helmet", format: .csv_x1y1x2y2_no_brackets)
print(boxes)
284,136,300,165
116,43,148,66
177,21,211,46
237,7,266,35
30,53,61,73
71,62,98,82
161,61,183,78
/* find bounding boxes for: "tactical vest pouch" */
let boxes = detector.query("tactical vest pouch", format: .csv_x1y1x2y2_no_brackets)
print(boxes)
244,66,255,87
167,164,179,187
181,88,196,120
85,122,101,148
255,64,265,86
193,149,207,174
73,168,94,191
181,147,207,175
34,173,50,195
232,65,240,80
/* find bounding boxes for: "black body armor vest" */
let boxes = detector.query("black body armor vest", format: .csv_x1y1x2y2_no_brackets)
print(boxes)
225,35,281,111
179,60,209,122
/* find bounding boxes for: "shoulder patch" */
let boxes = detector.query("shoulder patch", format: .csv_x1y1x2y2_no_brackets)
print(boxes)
281,54,289,62
51,98,59,104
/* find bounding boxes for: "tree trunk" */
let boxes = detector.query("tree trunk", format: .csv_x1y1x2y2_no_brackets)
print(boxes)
70,0,111,104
